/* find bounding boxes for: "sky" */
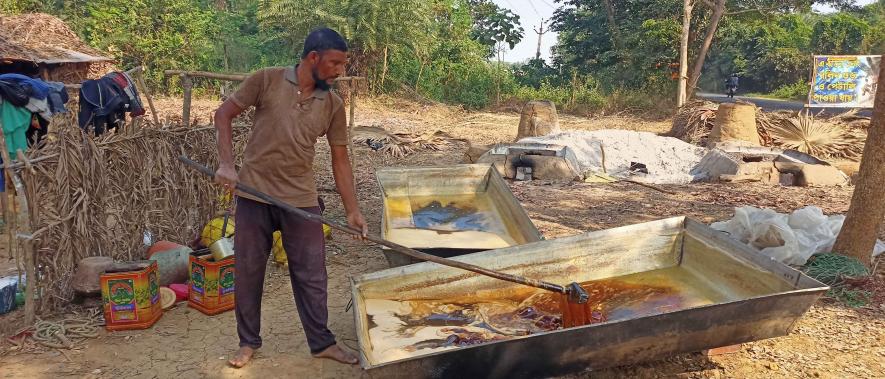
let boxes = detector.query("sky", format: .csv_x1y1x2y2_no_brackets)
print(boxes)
493,0,878,64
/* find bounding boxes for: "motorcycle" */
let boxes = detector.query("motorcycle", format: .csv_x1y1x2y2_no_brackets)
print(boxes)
725,84,737,98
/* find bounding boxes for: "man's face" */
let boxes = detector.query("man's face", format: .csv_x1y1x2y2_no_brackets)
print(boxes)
307,50,347,90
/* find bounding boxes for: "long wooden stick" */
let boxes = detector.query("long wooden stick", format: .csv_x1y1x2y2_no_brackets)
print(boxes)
164,70,248,82
132,67,160,124
0,121,34,325
178,155,576,297
163,69,367,84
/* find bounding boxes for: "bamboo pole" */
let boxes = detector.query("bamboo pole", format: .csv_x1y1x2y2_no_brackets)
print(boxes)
163,69,365,83
0,120,34,325
15,151,35,322
130,66,160,124
164,70,248,82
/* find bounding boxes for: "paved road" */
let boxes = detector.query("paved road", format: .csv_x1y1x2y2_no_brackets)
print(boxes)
698,92,872,117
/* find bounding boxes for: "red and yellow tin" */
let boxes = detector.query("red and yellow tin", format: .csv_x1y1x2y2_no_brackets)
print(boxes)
100,261,162,331
188,254,235,315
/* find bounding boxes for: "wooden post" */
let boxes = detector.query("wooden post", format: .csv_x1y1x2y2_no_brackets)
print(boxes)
15,151,35,324
0,120,34,325
134,67,160,124
181,73,193,125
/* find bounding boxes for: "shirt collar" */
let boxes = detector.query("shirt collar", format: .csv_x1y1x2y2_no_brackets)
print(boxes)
286,65,328,100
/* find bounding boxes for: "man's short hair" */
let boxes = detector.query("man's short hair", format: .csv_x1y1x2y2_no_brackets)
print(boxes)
301,28,348,59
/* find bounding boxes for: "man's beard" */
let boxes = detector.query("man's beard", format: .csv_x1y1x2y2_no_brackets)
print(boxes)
312,68,331,91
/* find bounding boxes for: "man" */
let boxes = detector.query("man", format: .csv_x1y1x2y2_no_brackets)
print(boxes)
726,73,739,98
213,28,368,368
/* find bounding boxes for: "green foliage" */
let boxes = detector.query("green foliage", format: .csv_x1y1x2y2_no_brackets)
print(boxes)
802,253,871,308
704,3,882,96
47,0,221,85
811,13,871,54
770,81,810,100
512,58,559,89
17,0,881,112
466,0,524,58
257,0,434,71
0,0,46,14
551,0,682,91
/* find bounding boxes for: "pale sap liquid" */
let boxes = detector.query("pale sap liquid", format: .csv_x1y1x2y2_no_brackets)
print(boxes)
365,266,728,363
383,194,518,249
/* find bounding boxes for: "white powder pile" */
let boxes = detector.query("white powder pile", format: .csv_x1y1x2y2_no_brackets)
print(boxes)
520,130,708,184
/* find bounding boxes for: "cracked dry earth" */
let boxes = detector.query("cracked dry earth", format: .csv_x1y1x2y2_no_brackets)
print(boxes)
2,101,883,378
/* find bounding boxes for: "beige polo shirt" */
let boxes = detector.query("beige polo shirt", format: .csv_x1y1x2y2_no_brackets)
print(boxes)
229,66,348,207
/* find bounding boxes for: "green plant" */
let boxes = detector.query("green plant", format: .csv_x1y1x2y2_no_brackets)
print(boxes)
802,253,872,308
770,82,810,100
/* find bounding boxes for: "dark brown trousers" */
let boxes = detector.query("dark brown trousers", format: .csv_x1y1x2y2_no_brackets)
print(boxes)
233,196,335,354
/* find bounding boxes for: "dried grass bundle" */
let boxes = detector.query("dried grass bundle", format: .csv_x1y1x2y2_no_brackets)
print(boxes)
667,101,719,144
20,116,250,312
765,110,865,161
0,13,108,62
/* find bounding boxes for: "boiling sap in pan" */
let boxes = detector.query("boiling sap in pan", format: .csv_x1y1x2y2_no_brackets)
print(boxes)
365,266,728,362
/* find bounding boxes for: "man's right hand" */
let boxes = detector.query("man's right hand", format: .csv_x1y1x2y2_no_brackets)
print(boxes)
215,164,239,189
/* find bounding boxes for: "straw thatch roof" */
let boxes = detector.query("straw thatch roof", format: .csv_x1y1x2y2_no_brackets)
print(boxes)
0,13,111,64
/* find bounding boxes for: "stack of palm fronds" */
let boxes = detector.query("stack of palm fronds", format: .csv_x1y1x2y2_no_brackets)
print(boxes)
667,100,719,144
352,125,466,158
671,100,867,161
759,109,866,161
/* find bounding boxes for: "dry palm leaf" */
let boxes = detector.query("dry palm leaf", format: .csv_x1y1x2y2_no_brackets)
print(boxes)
766,110,865,161
829,109,871,130
667,101,718,144
19,115,252,311
352,126,465,158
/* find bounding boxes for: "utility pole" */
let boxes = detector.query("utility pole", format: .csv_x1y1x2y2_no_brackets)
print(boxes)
534,18,547,61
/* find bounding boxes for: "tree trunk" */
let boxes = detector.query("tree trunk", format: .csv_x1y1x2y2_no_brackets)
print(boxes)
496,44,502,105
569,69,577,108
687,0,725,97
601,0,623,51
380,46,389,91
677,0,694,108
832,57,885,267
415,59,425,92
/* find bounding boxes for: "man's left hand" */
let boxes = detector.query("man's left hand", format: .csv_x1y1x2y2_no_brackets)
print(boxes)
346,211,369,241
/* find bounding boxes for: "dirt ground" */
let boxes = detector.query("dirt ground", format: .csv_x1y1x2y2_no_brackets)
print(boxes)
1,97,882,379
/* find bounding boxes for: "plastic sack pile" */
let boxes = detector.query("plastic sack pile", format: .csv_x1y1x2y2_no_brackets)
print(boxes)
711,206,885,266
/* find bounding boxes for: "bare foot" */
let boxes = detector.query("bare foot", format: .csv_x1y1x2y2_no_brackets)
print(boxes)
228,346,255,368
312,344,358,365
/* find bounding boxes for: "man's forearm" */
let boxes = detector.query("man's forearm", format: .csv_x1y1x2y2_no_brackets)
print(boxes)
215,112,235,168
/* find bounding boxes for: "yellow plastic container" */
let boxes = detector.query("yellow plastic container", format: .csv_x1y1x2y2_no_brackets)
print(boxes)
272,225,332,265
200,217,235,247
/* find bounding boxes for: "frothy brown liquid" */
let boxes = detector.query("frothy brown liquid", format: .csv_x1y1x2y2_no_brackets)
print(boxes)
365,267,724,362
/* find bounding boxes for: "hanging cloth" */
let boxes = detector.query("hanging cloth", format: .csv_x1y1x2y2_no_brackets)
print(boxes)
0,98,31,156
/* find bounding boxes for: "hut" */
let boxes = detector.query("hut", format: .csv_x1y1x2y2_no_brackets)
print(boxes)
0,13,114,83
